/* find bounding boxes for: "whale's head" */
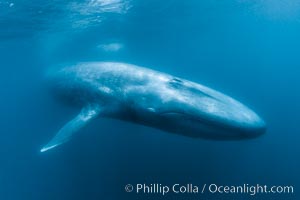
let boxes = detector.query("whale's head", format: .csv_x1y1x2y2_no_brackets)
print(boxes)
132,74,266,140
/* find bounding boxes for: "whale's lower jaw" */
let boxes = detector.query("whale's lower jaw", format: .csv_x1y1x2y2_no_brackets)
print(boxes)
156,121,265,140
137,112,266,140
118,111,266,141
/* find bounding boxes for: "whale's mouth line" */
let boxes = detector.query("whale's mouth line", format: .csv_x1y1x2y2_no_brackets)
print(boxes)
158,111,188,116
158,111,251,131
158,111,207,123
158,110,265,137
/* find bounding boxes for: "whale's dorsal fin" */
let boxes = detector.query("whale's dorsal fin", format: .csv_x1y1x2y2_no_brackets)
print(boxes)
40,104,101,152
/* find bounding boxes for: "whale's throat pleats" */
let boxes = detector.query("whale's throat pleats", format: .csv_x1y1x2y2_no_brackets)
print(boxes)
40,104,101,152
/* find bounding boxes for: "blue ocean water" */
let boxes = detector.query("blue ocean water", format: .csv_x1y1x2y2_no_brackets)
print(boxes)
0,0,299,199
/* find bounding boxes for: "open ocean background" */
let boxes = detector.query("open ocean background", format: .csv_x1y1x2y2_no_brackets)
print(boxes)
0,0,299,199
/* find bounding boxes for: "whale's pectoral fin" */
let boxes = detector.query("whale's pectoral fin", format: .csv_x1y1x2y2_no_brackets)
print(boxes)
40,104,102,153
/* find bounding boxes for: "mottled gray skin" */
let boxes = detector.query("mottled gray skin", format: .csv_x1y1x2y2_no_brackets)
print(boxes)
49,62,266,140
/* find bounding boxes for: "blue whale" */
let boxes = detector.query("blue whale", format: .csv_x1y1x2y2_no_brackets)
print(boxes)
41,62,266,152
